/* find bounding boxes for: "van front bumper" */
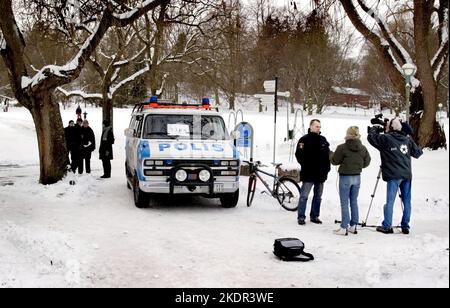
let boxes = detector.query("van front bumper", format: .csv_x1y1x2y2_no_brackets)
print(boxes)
139,176,239,194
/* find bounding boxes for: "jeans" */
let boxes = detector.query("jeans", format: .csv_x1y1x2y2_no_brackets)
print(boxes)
382,179,412,229
338,175,360,229
297,182,324,219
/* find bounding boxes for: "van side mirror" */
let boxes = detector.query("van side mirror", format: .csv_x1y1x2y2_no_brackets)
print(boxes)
124,128,135,137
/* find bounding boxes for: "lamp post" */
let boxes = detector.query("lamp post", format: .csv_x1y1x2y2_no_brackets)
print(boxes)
401,63,417,123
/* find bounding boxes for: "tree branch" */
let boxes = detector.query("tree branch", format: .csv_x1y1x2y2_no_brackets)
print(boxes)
357,0,413,64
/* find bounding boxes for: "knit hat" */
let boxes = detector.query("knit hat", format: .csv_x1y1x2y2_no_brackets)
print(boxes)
389,118,402,132
345,126,360,140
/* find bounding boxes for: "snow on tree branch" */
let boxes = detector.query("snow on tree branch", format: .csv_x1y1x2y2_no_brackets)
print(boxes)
20,1,166,92
56,86,102,100
110,63,150,96
21,19,103,90
0,32,6,50
432,6,449,80
339,0,420,90
113,45,147,67
112,0,169,26
357,0,413,64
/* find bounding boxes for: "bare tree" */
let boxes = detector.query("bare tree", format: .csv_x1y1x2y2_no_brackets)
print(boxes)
338,0,448,149
57,25,151,125
0,0,168,184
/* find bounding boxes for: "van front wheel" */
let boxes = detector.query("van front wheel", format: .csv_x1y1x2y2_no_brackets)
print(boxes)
133,176,149,208
220,189,239,208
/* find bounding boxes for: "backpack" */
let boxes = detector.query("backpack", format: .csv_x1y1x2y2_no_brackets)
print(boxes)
273,238,314,262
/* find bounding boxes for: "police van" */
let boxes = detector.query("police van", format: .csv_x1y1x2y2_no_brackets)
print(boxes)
125,97,240,208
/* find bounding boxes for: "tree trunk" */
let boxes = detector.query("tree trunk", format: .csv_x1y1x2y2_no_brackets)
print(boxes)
214,87,220,106
102,97,114,127
410,89,446,149
229,95,235,110
30,92,69,184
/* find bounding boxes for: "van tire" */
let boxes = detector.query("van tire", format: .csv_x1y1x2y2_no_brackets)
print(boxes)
133,175,149,208
220,189,239,208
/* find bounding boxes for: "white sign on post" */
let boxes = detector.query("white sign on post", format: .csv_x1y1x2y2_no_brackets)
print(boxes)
263,80,276,93
278,91,290,97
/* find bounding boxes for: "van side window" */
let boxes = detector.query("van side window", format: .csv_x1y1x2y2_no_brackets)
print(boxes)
135,115,144,137
129,116,136,130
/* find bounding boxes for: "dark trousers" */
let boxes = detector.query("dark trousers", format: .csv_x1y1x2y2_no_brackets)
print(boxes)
79,158,91,174
70,150,81,173
102,159,111,177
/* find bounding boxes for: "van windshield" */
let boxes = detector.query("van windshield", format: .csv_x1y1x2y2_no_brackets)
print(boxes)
143,114,229,140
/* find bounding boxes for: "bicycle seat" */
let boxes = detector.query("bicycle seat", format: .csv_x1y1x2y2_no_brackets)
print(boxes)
272,162,283,168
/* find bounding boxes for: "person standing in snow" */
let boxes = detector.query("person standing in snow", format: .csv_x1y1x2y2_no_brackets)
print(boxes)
76,105,82,120
64,120,79,172
367,117,423,235
330,126,371,236
99,120,115,179
295,119,331,225
65,119,82,173
80,119,95,174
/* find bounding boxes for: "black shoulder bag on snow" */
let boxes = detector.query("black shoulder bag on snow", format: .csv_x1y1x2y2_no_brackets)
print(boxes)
273,238,314,262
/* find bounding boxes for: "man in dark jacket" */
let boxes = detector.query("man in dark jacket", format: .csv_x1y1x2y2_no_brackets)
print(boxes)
80,120,96,174
368,117,423,234
295,119,331,225
64,120,82,173
99,119,115,178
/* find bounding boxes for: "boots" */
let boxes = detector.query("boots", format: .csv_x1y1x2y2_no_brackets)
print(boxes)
333,228,348,236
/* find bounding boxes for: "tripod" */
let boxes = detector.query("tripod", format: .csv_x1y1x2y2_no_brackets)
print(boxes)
335,166,404,230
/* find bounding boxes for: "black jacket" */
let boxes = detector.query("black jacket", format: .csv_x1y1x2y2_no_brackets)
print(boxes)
80,126,96,159
64,125,82,153
367,127,423,181
295,131,331,183
99,126,115,160
330,139,371,175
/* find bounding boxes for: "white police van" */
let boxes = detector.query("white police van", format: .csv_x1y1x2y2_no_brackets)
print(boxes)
125,97,240,208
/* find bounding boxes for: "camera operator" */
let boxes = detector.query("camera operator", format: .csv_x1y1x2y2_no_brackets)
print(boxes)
367,117,423,234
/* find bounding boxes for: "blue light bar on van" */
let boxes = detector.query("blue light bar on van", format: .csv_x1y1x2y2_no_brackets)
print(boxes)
202,98,210,108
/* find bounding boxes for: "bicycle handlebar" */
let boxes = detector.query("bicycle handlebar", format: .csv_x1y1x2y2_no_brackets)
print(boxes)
243,160,280,168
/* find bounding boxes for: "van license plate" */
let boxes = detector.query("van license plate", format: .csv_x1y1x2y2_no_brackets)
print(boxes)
214,184,224,192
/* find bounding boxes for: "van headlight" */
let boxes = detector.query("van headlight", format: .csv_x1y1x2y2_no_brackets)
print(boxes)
198,170,211,182
175,169,188,182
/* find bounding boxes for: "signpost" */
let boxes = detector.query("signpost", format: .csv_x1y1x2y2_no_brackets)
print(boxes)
263,77,282,164
234,122,254,162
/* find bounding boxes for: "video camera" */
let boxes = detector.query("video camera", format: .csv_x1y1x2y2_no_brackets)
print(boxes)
368,113,389,134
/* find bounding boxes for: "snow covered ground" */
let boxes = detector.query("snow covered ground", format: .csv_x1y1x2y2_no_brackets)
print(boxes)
0,104,448,288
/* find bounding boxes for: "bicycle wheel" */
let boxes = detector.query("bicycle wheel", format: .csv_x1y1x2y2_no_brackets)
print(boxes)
247,174,257,207
275,177,300,211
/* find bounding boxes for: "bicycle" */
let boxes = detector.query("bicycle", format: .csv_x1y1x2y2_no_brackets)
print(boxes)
244,160,301,211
